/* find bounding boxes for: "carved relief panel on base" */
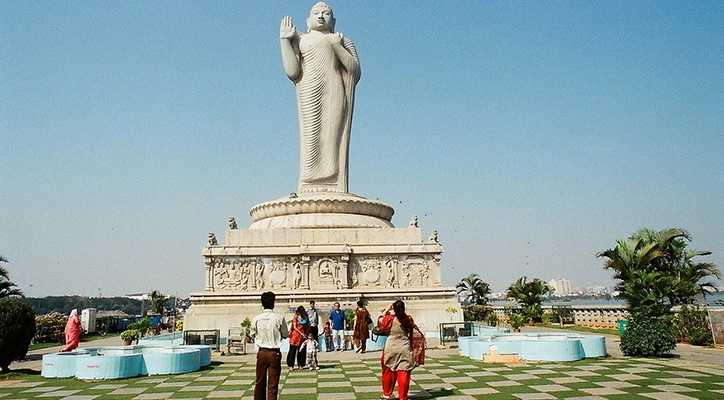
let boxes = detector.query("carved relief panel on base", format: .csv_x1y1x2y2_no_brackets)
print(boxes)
205,252,441,292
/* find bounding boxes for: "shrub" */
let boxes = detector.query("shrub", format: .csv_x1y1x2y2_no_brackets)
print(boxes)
0,299,36,373
620,315,676,357
128,317,151,337
463,305,492,322
34,312,67,343
508,313,525,329
485,313,498,327
541,311,555,324
175,320,184,331
522,303,543,323
344,310,354,330
669,305,713,346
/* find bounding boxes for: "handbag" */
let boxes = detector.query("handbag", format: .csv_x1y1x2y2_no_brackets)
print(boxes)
365,312,373,326
371,325,387,336
372,314,392,340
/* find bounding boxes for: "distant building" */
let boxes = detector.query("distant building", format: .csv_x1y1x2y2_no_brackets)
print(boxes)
586,286,610,296
548,278,571,296
125,293,149,301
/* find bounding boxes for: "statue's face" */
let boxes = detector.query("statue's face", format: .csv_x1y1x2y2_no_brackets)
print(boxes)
307,5,334,32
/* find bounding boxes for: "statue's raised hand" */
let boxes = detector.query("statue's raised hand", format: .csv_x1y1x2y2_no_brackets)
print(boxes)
280,16,296,40
328,32,344,46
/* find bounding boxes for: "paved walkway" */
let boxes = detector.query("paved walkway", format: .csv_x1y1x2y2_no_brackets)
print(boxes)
6,330,724,399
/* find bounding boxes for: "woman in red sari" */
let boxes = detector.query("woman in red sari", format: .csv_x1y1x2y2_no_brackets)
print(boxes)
62,309,81,352
287,305,309,371
377,300,417,400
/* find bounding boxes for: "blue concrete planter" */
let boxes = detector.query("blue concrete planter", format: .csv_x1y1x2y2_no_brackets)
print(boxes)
459,331,607,362
41,344,211,380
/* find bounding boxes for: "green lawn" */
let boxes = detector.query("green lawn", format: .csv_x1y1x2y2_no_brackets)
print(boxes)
533,323,619,336
3,351,723,399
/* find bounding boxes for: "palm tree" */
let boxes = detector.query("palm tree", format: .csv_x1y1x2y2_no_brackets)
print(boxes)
0,255,24,299
597,237,666,311
620,269,673,317
148,290,169,315
599,228,720,315
670,249,722,305
456,274,491,305
631,228,690,274
506,276,551,323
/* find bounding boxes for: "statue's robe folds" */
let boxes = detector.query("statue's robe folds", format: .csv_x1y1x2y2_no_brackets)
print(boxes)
295,35,360,193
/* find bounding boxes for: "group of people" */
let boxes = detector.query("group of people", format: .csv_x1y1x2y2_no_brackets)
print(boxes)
327,299,372,353
283,298,372,373
251,292,423,400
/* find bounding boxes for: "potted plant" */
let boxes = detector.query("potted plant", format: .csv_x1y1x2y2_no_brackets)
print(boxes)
120,329,139,345
241,317,252,343
508,314,525,332
523,303,542,326
128,317,151,338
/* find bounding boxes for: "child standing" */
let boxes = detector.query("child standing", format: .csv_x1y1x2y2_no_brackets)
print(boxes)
323,321,333,352
300,333,320,370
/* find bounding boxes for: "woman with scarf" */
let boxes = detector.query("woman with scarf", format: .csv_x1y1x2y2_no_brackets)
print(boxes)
377,300,419,400
62,309,81,352
287,305,309,371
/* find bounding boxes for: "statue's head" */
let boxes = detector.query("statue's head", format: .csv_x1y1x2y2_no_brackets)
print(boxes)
307,2,335,33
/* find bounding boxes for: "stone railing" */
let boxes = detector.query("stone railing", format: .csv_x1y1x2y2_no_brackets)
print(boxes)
565,305,627,329
491,304,627,330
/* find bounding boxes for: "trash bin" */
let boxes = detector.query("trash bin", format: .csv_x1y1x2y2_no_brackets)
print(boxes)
617,320,628,336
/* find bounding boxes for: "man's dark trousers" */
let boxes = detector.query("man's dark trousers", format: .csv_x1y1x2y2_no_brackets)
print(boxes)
255,348,281,400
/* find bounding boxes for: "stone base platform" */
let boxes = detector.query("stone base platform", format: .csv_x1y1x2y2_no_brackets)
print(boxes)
188,191,460,340
249,192,395,229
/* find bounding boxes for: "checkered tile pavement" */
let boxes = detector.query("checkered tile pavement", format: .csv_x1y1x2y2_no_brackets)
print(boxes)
2,350,724,399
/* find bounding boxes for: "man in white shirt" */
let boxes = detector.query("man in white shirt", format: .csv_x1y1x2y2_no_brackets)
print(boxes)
250,292,288,400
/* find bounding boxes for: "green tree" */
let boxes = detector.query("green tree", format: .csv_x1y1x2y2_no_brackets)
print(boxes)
20,296,143,316
598,228,720,316
670,249,721,305
456,273,491,305
506,276,551,323
148,290,169,315
0,256,24,299
0,299,36,373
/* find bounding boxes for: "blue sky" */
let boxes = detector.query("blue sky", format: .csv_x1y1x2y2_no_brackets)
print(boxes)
2,1,722,298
